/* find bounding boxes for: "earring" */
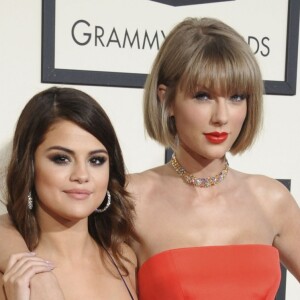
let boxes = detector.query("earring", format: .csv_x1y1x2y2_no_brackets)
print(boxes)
95,191,111,213
28,192,33,210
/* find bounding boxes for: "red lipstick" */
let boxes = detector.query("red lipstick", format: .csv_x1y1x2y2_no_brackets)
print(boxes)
204,132,228,144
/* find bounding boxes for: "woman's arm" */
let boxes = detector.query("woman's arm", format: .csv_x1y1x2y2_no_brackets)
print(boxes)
271,182,300,282
0,215,65,300
0,215,28,273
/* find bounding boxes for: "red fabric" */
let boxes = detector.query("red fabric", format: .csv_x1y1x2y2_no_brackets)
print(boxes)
138,245,280,300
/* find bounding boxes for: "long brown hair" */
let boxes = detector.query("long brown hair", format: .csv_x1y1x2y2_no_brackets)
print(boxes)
6,86,136,273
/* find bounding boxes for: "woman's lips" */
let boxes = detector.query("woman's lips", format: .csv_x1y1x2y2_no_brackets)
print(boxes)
204,132,228,144
64,189,92,200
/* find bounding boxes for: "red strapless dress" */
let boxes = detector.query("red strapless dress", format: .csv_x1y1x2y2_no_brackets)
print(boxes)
138,245,280,300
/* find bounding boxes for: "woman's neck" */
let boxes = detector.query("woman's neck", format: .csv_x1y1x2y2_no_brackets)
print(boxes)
35,212,98,262
174,148,227,178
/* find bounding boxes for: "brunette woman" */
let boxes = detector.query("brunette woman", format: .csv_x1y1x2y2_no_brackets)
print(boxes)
0,87,137,300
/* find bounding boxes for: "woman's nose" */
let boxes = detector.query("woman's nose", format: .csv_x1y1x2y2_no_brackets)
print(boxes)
70,162,89,183
211,98,229,126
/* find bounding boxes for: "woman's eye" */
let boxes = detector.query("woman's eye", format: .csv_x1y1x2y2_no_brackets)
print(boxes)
194,92,210,101
89,156,107,166
50,155,70,165
230,94,247,102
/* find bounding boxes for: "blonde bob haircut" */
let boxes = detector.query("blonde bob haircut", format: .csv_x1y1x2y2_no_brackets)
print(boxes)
144,17,263,154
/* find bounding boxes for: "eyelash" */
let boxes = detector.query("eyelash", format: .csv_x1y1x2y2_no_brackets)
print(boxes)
194,92,210,101
193,92,247,102
50,154,107,166
89,156,107,166
230,94,247,102
51,155,70,165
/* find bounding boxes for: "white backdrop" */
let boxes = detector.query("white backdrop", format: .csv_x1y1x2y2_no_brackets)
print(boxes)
0,0,299,298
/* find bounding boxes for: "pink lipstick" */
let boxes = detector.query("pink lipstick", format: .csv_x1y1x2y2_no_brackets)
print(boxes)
64,189,92,200
204,132,228,144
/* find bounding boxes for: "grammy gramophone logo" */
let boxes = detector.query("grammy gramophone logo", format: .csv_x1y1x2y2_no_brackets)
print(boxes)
149,0,234,6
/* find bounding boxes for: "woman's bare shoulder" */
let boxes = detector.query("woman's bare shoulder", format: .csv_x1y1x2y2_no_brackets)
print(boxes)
233,170,297,217
244,173,291,200
128,165,166,181
0,214,13,228
232,169,290,197
238,174,300,281
120,243,137,268
126,165,167,194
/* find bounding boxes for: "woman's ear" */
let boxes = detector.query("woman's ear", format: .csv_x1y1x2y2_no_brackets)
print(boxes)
157,84,167,103
157,84,174,116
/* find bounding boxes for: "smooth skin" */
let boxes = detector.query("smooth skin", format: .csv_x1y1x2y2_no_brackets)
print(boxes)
0,88,300,298
1,253,56,300
0,120,137,300
128,86,300,281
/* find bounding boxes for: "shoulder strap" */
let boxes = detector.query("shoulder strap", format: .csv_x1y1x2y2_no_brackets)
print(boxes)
104,248,134,300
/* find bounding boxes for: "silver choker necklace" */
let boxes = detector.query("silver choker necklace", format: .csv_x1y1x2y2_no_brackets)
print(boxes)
170,154,229,188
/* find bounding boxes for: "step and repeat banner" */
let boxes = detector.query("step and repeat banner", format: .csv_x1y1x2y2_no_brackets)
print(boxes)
42,0,299,94
0,0,299,298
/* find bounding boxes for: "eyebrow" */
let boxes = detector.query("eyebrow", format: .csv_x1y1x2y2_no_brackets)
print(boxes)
46,146,108,156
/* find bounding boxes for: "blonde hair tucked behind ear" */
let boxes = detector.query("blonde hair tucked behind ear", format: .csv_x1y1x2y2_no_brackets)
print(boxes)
144,17,263,154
